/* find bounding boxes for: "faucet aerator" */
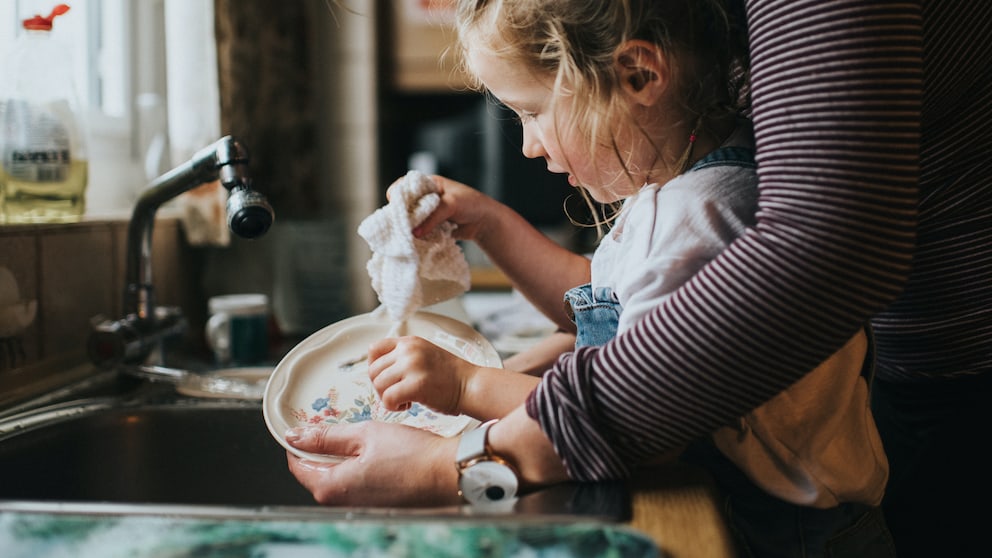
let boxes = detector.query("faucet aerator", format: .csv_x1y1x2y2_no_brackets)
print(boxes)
226,188,275,239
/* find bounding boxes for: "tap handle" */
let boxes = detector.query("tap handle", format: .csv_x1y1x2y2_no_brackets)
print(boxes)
88,308,188,369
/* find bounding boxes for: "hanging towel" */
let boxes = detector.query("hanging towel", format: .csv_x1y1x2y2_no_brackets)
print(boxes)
357,170,471,323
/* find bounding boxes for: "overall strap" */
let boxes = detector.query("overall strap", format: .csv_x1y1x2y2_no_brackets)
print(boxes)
689,146,757,171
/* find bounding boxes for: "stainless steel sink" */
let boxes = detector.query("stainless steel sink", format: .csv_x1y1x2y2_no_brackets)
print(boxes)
0,375,630,520
0,395,315,507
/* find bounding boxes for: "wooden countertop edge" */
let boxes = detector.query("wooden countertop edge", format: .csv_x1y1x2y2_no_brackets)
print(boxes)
626,462,736,558
470,266,513,290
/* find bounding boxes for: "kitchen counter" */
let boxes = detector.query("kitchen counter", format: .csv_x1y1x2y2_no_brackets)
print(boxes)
628,462,736,558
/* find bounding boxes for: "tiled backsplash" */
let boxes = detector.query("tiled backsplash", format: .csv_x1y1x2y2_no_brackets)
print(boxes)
0,217,196,405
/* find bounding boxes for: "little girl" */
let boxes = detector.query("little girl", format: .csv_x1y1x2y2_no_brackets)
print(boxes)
298,1,894,555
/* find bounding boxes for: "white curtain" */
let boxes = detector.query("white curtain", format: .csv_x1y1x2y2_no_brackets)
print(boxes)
163,0,220,165
162,0,227,245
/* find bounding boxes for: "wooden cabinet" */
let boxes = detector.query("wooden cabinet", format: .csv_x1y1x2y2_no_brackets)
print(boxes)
386,0,469,92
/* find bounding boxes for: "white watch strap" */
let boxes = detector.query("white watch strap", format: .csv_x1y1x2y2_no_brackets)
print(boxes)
456,419,498,465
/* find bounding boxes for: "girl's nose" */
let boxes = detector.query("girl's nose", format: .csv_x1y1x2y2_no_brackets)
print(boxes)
520,127,546,159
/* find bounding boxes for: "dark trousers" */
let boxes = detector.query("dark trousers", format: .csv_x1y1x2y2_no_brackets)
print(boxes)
682,440,896,558
871,372,992,558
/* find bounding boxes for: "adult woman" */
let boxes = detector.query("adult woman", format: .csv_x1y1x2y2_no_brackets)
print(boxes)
289,2,990,556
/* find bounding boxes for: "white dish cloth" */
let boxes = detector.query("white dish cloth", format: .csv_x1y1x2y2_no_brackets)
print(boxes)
357,170,470,322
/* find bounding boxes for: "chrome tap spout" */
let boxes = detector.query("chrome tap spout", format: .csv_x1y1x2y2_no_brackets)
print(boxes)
88,136,274,369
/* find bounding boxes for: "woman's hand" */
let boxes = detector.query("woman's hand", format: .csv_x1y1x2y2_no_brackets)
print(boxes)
284,406,571,506
367,335,476,416
285,421,461,507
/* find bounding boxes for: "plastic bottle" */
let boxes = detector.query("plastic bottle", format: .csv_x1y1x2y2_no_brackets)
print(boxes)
0,4,89,223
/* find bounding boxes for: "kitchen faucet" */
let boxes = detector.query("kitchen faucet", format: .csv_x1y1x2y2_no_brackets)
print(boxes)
88,136,274,369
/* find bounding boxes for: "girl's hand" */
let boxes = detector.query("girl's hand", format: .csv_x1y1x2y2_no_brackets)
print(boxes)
386,174,497,241
387,172,589,333
367,335,477,416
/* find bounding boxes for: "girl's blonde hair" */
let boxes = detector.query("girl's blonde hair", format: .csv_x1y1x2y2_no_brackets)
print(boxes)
454,0,749,229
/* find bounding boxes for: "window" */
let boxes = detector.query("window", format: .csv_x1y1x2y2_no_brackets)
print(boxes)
1,1,130,118
1,0,215,218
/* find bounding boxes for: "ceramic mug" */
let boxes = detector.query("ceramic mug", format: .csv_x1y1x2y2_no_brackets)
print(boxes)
206,293,270,365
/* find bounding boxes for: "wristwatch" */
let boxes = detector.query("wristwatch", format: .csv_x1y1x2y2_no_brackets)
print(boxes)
455,419,519,506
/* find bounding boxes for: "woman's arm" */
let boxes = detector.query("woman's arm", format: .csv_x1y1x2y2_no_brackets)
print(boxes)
526,0,922,480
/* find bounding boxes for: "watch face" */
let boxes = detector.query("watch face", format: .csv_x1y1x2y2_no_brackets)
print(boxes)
459,460,519,506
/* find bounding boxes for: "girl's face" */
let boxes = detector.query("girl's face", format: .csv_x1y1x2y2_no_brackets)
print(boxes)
467,48,646,203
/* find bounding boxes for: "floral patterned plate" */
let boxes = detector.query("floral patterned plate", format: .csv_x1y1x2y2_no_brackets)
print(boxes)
263,310,501,463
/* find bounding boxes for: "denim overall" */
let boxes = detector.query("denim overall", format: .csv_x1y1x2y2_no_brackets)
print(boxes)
564,145,895,558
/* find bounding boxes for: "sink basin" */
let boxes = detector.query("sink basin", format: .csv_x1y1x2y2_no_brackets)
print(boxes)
0,399,315,507
0,378,630,521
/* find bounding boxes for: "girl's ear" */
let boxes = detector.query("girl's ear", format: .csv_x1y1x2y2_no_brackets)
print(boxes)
615,40,668,106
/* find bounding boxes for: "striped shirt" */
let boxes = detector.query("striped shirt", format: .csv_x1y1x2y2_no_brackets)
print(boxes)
526,0,992,481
